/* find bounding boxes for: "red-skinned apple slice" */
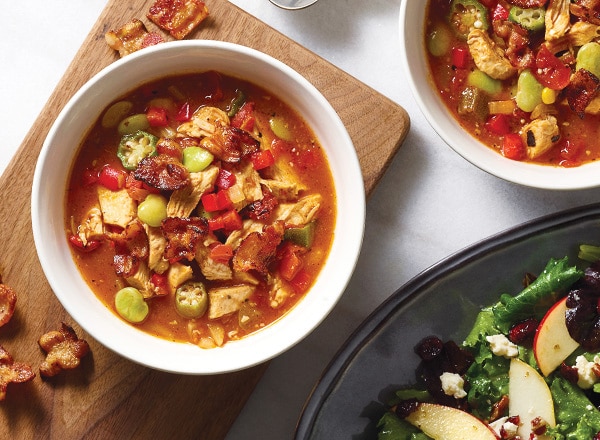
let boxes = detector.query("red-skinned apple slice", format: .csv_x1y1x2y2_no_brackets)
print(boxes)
509,358,556,439
405,402,497,439
533,297,580,377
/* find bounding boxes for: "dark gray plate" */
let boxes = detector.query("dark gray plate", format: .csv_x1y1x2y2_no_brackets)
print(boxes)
295,203,600,439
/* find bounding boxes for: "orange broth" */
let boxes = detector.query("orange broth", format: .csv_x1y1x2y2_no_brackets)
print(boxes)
65,71,336,347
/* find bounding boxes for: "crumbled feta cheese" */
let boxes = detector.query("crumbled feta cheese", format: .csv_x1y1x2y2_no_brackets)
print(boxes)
439,372,467,399
486,334,519,358
574,355,600,389
489,416,518,439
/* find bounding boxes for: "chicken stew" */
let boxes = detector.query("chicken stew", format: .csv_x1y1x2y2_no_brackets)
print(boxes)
425,0,600,166
65,71,336,349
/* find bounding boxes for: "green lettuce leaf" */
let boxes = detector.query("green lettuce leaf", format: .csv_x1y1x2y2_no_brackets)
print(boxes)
377,412,432,440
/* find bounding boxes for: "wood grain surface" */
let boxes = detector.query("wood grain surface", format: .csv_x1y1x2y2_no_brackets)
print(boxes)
0,0,409,438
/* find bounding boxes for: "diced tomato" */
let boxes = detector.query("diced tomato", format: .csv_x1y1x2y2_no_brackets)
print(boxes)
559,139,583,167
221,210,243,232
485,114,511,135
216,168,236,189
82,168,99,186
451,46,470,69
491,3,509,21
250,150,275,170
216,190,233,210
146,106,168,127
150,273,169,296
502,133,526,161
98,164,127,190
230,101,256,132
209,243,234,263
176,102,192,122
289,269,312,293
534,45,571,90
68,234,101,252
279,249,304,281
207,216,224,232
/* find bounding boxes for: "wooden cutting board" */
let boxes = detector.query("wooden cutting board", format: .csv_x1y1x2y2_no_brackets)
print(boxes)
0,1,409,438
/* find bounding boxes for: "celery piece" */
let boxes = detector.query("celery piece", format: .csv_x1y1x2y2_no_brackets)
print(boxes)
576,42,600,79
516,69,543,112
578,244,600,263
467,69,502,96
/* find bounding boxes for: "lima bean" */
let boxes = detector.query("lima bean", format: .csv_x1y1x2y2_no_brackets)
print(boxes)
115,287,149,323
576,42,600,79
516,69,543,112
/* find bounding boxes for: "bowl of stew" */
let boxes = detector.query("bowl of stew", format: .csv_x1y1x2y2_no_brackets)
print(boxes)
401,0,600,189
31,40,365,374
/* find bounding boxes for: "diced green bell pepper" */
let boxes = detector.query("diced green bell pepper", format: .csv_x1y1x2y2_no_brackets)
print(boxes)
284,222,316,248
117,130,158,170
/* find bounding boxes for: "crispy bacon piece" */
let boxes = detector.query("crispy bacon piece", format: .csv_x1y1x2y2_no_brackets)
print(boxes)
161,217,208,262
39,323,90,378
105,19,165,58
506,0,548,7
493,21,535,70
0,278,16,327
244,189,279,221
0,345,35,401
107,220,149,260
200,123,260,163
147,0,209,40
233,221,284,275
134,155,190,191
565,68,600,118
571,0,600,25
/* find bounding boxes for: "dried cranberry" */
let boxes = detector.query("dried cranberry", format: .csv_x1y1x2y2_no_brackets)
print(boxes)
414,336,444,361
394,398,420,419
508,318,539,344
560,362,580,384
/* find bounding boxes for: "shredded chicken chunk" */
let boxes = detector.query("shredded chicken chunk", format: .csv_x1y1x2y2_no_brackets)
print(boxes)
97,187,136,229
274,194,322,227
521,116,560,159
545,0,571,40
167,165,219,217
467,29,517,80
208,285,255,319
177,106,230,138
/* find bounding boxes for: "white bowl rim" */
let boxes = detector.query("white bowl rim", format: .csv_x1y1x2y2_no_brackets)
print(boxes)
31,40,365,374
399,1,600,191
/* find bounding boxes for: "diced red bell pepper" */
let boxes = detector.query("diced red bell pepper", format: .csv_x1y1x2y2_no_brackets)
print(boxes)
216,168,236,189
98,164,127,190
559,139,583,167
146,106,168,127
207,216,224,232
485,114,511,135
201,190,232,212
176,102,192,122
451,46,470,69
209,243,234,263
150,273,169,296
502,133,526,161
68,234,101,252
250,150,275,170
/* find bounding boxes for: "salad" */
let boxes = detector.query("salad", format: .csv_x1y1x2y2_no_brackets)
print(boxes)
377,245,600,439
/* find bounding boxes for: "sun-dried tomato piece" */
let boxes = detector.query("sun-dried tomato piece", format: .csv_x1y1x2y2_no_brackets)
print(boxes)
147,0,209,40
134,155,190,191
105,19,164,58
0,345,35,400
39,323,90,378
162,217,209,262
233,221,284,275
0,280,17,328
201,123,260,163
565,68,600,118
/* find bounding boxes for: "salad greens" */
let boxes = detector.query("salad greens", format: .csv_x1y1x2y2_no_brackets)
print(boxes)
377,255,600,439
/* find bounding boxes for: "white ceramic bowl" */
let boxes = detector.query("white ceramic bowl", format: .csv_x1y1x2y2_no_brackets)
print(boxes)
31,40,365,374
400,1,600,190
